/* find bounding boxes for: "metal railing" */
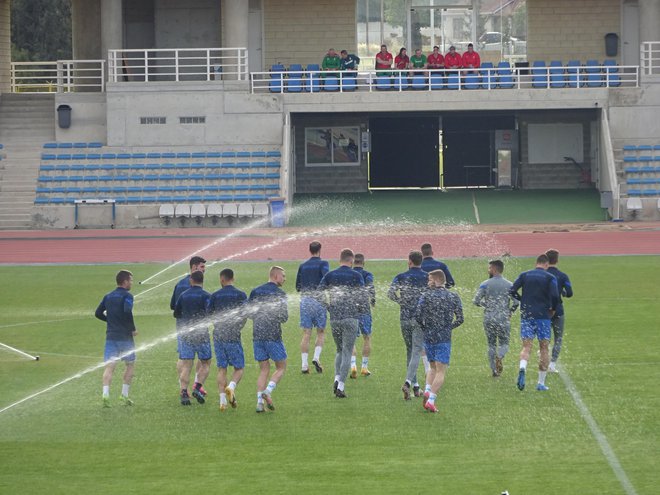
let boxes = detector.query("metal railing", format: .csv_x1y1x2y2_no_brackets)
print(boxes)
10,60,105,93
641,41,660,76
108,47,248,83
251,65,639,94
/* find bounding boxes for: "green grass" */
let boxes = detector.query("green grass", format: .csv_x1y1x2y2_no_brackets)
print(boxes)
290,190,605,227
0,257,659,494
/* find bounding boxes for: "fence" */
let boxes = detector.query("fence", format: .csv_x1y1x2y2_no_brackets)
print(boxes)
10,60,105,93
251,64,639,94
107,47,248,83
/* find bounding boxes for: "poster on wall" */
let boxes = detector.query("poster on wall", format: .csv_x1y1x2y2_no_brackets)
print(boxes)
305,127,360,166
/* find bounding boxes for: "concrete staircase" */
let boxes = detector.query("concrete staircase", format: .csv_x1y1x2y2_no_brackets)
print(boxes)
0,94,55,229
521,161,592,189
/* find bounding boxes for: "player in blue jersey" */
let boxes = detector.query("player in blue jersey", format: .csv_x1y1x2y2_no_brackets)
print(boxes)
95,270,137,407
249,266,288,413
416,269,464,413
510,254,559,392
545,249,573,373
473,259,519,377
173,270,212,405
420,243,455,288
296,241,329,374
318,248,365,398
208,268,248,412
170,256,208,398
388,250,429,400
350,253,375,378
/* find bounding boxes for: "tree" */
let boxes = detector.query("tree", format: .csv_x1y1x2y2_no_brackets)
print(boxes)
11,0,72,62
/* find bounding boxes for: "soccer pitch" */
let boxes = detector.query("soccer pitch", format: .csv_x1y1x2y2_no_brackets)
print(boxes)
0,256,658,494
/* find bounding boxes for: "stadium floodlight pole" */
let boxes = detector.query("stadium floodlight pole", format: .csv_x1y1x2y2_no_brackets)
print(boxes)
0,341,40,361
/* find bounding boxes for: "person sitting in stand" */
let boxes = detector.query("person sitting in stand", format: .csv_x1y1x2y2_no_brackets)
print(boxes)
444,45,462,74
427,45,444,72
461,43,481,73
340,50,360,72
321,48,341,77
375,44,393,76
410,48,428,76
395,47,411,74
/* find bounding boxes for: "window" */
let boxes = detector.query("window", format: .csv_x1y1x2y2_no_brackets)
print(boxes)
305,127,360,167
139,117,166,125
179,116,206,124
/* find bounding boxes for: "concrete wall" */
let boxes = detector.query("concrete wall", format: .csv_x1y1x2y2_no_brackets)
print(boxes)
55,93,107,143
608,85,660,144
263,0,356,69
106,82,283,146
527,0,620,63
292,113,368,193
155,0,220,49
0,0,10,93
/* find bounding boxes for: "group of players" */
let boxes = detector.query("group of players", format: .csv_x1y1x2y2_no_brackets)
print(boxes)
95,241,572,413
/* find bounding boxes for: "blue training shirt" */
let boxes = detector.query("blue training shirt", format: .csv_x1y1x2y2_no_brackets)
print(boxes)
509,267,559,320
547,266,573,317
170,275,190,310
354,266,376,315
208,285,248,343
173,285,211,339
318,265,365,320
296,256,330,297
421,257,455,288
95,287,136,341
388,267,429,320
249,282,288,341
415,287,464,344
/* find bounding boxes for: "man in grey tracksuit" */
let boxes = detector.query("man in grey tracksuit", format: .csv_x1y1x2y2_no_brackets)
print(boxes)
473,259,519,377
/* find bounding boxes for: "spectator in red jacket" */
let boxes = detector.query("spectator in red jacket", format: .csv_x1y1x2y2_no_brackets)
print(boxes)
395,48,410,72
462,43,481,72
444,46,462,73
375,44,393,76
427,46,445,72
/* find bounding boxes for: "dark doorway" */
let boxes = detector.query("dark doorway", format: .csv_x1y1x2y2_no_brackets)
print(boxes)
369,116,439,188
443,114,515,187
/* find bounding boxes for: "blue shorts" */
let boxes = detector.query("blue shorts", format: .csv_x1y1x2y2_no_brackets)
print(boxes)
178,334,212,360
521,318,552,341
214,340,245,369
424,342,452,365
253,340,287,362
300,296,327,330
104,339,136,363
357,314,373,336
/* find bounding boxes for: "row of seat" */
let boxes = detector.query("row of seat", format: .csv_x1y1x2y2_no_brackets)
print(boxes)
37,173,280,183
627,189,660,197
624,166,660,174
41,151,281,160
159,203,270,220
43,142,103,149
623,144,660,152
35,194,277,205
37,185,279,194
39,162,281,172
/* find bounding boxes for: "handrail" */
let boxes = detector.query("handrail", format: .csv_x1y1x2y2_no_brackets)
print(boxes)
600,108,620,220
641,41,660,76
10,60,106,93
107,47,248,83
250,65,640,94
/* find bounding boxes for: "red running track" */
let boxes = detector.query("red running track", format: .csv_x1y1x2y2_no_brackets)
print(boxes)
0,227,659,264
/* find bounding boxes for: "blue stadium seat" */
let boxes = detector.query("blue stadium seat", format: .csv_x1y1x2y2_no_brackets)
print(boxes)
411,74,427,90
191,152,205,159
40,165,55,172
531,60,547,88
117,153,131,159
130,174,144,181
58,143,73,149
146,163,160,170
56,154,72,160
306,64,321,92
269,64,286,93
160,174,175,181
188,185,204,192
205,173,221,180
625,167,641,173
125,196,141,204
250,173,266,180
88,142,103,148
82,186,98,194
101,153,116,159
161,152,176,159
116,164,130,171
130,163,146,171
221,151,236,158
69,175,83,182
622,145,637,152
287,64,305,92
464,73,480,89
375,76,392,90
43,143,57,149
584,59,603,87
83,175,99,182
566,60,581,87
73,142,87,148
144,174,158,181
87,153,101,160
206,162,221,169
41,153,56,160
496,62,514,88
161,163,176,170
207,151,222,158
36,187,50,194
446,73,459,90
70,164,85,172
55,164,70,172
623,156,638,162
393,74,409,91
158,185,174,192
158,196,174,202
147,152,161,159
430,73,444,90
97,186,111,194
173,185,189,192
142,196,158,203
642,189,659,196
236,151,250,158
175,162,191,170
266,151,281,158
71,153,86,160
252,151,266,158
142,185,157,193
131,153,146,159
127,186,142,194
266,173,281,180
480,62,494,89
100,164,114,171
549,61,565,88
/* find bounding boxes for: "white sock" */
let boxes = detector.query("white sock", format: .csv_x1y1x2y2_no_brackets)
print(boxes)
405,379,411,386
428,393,437,405
121,384,130,397
350,356,357,368
425,384,432,393
220,393,227,404
313,346,322,361
228,381,236,390
194,373,199,384
414,382,420,388
538,371,547,385
520,359,528,370
102,385,110,398
361,357,369,369
266,381,276,394
337,381,345,391
301,352,309,369
334,374,340,383
257,391,264,404
422,355,430,372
